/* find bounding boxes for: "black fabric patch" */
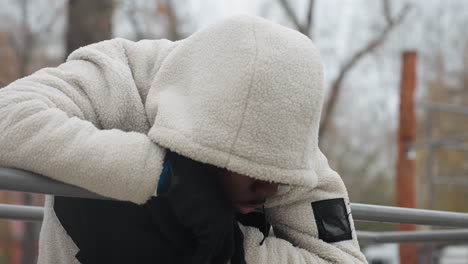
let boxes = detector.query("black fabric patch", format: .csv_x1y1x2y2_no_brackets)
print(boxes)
311,198,352,243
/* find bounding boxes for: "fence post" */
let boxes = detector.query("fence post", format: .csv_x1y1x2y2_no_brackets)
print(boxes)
396,51,417,264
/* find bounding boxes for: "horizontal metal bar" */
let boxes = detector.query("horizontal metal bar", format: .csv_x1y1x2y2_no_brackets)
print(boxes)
0,204,43,222
2,168,468,227
0,168,107,199
1,204,467,245
351,203,468,228
433,176,468,186
435,139,468,152
419,102,468,115
440,144,468,152
0,202,464,244
357,229,468,244
412,139,468,152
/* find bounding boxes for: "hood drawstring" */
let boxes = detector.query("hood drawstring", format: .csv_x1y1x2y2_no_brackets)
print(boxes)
259,205,269,246
236,205,271,246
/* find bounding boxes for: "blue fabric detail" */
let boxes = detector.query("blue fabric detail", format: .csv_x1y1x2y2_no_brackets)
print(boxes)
157,161,170,193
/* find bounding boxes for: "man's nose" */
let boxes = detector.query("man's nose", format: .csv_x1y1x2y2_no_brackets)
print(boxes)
251,180,279,199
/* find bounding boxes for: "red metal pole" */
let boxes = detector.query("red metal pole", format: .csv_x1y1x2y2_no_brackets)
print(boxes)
396,51,417,264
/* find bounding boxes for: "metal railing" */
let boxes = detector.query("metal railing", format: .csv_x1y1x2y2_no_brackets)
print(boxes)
351,203,468,228
357,229,468,244
1,168,467,244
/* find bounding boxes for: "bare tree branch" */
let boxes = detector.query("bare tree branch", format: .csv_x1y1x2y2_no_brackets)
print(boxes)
383,0,393,25
279,0,315,36
0,75,8,87
305,0,315,37
6,0,65,78
17,0,35,77
163,0,180,40
32,0,66,35
319,2,411,140
125,1,147,40
120,0,183,41
279,0,304,33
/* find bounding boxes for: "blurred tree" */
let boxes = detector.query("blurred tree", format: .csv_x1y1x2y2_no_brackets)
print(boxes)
117,0,187,41
0,0,65,263
0,0,64,85
66,0,114,56
277,0,411,142
162,0,181,41
326,129,396,232
415,45,468,213
0,28,18,87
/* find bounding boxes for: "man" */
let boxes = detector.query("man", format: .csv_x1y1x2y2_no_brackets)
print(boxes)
0,15,368,263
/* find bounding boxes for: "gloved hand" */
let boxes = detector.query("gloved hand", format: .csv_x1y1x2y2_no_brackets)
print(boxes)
159,151,246,264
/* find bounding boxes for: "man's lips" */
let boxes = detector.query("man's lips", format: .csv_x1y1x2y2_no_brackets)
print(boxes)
234,202,264,214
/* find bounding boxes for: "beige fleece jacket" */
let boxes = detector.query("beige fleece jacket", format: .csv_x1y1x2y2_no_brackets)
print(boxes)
0,15,367,263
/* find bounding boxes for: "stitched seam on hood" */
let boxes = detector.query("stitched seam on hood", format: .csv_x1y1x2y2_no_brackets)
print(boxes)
225,16,258,168
156,125,313,172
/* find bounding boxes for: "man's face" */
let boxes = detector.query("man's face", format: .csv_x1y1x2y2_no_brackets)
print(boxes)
217,169,279,214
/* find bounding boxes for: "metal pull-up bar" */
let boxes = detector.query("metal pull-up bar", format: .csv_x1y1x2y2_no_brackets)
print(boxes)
0,167,467,244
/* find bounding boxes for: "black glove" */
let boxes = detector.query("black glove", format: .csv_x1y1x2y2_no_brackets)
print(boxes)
159,151,246,264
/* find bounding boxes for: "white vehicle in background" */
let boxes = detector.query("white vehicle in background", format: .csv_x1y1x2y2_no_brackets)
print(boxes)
363,244,398,264
439,246,468,264
363,244,468,264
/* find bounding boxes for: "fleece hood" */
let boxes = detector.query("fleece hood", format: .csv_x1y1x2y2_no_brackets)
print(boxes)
147,15,325,188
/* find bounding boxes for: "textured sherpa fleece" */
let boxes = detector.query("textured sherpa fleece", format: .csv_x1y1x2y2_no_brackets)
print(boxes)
0,15,367,263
